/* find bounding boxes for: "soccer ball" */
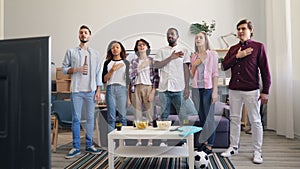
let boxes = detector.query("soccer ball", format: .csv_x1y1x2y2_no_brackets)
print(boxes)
194,151,209,169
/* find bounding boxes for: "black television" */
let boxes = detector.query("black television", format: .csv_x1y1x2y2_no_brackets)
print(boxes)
0,37,51,168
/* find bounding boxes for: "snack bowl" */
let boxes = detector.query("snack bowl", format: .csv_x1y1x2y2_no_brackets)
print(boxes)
134,120,148,129
156,120,172,130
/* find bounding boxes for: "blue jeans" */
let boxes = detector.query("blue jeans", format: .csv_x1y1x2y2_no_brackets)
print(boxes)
71,91,96,149
106,84,128,132
159,91,183,121
192,88,216,146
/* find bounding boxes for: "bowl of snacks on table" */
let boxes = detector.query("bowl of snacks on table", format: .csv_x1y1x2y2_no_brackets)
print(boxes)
156,120,172,130
134,120,148,129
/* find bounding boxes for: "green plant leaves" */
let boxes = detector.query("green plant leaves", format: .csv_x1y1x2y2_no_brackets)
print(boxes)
190,20,216,36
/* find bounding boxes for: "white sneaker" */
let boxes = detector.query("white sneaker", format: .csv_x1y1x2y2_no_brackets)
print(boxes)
253,151,263,164
147,141,153,146
221,147,238,157
160,142,167,147
136,142,142,146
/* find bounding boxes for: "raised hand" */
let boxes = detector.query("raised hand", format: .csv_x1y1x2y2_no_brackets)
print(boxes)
193,57,202,66
137,60,151,72
170,50,184,60
112,62,124,71
236,47,253,58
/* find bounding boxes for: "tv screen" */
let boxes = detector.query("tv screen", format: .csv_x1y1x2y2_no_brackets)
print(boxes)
0,37,51,168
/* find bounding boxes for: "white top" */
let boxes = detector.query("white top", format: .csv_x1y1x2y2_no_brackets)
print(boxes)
106,60,127,86
78,49,90,91
136,58,152,85
154,45,190,92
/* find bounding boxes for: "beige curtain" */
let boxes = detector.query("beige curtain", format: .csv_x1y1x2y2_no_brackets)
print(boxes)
0,0,4,39
265,0,294,138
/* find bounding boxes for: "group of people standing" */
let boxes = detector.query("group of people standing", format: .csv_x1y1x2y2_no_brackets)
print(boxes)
61,18,271,165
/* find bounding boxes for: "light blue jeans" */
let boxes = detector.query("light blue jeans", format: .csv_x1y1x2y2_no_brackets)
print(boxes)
106,84,128,133
71,91,96,149
159,91,185,144
159,91,184,122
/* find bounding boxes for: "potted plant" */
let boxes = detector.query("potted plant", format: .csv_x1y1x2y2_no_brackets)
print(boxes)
190,20,216,36
218,57,224,63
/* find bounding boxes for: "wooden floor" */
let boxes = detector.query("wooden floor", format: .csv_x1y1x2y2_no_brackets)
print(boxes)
51,129,300,169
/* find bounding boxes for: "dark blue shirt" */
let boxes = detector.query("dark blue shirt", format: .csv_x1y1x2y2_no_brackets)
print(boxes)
222,39,271,94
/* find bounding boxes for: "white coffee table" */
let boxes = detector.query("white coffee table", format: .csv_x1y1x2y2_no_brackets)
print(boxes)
107,126,194,169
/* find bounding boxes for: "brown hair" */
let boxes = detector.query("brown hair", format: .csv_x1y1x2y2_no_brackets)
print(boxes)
79,25,91,35
237,19,253,37
105,40,126,60
134,38,151,56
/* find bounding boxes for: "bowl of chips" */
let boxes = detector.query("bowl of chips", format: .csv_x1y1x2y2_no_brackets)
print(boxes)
134,120,148,129
156,120,172,130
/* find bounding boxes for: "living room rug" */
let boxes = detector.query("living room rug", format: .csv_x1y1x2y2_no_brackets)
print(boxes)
65,149,235,169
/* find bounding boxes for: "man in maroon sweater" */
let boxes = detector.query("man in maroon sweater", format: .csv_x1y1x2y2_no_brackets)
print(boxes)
220,19,271,164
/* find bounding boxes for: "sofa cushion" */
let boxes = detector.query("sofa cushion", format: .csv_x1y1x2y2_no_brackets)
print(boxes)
215,115,230,132
214,132,230,148
214,102,226,116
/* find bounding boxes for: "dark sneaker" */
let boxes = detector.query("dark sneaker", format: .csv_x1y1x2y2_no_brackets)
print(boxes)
85,145,101,154
245,129,252,135
203,147,213,155
65,148,81,159
195,143,206,151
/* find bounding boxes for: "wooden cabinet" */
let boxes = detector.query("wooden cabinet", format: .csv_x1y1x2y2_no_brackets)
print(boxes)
55,68,71,92
214,49,229,58
214,49,230,103
218,85,229,103
51,68,71,101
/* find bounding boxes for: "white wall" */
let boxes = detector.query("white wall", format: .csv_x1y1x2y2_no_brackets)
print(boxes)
4,0,300,137
4,0,265,66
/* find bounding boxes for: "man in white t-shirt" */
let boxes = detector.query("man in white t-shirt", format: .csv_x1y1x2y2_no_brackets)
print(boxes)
154,28,190,126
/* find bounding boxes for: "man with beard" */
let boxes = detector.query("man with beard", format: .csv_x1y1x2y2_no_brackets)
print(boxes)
154,28,190,146
62,25,102,158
